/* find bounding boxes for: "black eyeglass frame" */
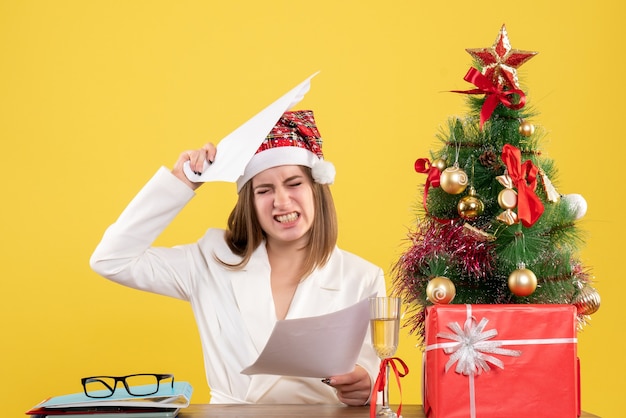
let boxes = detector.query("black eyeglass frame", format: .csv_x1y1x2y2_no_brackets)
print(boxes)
81,373,175,398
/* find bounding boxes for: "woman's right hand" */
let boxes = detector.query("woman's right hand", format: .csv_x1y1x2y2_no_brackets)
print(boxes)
171,143,217,190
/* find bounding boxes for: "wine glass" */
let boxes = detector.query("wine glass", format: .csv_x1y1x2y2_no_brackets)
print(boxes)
369,296,401,418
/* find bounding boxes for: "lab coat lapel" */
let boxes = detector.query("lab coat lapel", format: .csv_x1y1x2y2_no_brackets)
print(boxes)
230,243,276,354
287,249,343,318
229,244,281,403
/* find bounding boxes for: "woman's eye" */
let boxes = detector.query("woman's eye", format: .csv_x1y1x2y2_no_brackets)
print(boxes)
288,182,302,188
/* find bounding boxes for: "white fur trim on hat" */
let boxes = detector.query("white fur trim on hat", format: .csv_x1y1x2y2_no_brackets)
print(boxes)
236,147,335,192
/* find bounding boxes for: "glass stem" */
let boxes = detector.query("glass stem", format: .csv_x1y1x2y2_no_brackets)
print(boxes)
382,362,391,411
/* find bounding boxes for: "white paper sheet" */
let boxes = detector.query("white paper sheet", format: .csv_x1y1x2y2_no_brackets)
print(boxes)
183,72,319,183
241,297,371,378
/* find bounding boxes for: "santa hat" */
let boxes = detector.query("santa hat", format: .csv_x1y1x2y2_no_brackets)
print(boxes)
236,110,335,192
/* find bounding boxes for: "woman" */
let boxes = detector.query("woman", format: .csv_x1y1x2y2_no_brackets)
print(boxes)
90,110,386,405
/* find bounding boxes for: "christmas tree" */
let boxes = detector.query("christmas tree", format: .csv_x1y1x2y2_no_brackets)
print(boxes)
393,25,600,346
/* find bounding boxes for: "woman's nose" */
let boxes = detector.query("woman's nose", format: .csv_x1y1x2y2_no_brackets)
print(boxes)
273,187,290,207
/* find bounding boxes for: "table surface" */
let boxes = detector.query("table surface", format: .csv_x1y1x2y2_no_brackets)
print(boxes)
178,404,600,417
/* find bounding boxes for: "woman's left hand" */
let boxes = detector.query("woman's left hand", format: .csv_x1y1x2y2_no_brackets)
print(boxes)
326,365,371,406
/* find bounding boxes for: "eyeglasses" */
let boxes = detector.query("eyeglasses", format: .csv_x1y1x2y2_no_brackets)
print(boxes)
81,373,175,398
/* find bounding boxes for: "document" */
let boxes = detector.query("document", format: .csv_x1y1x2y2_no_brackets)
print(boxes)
241,296,371,378
183,72,318,183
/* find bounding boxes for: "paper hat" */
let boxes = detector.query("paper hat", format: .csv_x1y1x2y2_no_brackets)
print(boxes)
236,110,335,191
183,72,336,190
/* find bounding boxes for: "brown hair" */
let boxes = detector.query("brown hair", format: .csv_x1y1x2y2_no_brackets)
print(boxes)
217,166,338,280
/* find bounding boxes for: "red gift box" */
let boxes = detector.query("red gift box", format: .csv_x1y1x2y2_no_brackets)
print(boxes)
423,304,580,418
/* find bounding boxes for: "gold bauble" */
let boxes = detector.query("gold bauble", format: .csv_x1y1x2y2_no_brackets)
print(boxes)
432,158,447,172
439,165,468,195
498,188,518,209
457,188,485,220
426,276,456,304
508,268,537,297
519,121,535,137
573,285,601,315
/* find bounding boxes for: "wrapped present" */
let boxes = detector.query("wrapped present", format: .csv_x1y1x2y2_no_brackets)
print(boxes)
423,304,580,418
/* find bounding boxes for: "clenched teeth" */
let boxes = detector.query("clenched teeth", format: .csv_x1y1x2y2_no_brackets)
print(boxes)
276,212,299,223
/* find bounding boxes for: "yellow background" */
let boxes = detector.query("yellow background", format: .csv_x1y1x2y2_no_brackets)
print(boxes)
1,1,622,416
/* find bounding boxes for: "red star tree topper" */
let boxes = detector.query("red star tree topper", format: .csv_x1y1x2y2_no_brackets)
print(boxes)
466,25,537,89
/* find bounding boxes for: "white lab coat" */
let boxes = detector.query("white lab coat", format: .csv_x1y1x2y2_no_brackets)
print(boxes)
90,167,386,404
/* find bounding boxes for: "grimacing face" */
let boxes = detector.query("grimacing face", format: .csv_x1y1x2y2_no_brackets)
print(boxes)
251,165,315,248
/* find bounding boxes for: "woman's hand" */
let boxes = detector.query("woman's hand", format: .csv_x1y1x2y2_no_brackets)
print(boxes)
171,143,217,190
326,365,372,406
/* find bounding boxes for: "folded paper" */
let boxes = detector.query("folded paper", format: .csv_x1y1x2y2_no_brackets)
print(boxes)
183,72,319,184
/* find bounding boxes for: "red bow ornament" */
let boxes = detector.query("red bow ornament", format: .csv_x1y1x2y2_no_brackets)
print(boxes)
500,144,544,227
414,158,442,210
452,67,527,129
370,357,409,418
